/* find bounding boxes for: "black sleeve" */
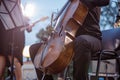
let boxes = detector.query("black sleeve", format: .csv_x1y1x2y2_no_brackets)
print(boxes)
81,0,110,9
91,0,110,6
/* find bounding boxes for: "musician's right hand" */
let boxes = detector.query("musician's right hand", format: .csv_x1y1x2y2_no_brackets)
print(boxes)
114,15,120,28
114,21,120,28
26,24,33,32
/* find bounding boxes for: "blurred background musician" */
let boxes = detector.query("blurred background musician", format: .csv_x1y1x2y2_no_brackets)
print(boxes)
0,0,31,80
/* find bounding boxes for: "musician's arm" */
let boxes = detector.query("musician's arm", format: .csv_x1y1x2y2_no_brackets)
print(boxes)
80,0,110,9
90,0,110,6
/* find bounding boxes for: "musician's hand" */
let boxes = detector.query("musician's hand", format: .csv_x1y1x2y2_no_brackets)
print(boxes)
26,24,33,32
114,22,120,28
26,27,32,32
114,15,120,28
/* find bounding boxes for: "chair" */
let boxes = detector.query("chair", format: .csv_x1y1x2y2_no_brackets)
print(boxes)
92,28,120,80
63,28,120,80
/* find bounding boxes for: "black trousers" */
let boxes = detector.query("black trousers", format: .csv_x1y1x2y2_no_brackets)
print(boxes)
73,35,101,80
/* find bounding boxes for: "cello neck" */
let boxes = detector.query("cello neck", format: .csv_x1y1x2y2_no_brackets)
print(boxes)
54,0,71,21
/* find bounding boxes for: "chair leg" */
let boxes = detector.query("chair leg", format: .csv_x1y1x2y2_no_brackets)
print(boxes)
116,56,120,79
95,52,102,80
64,66,72,80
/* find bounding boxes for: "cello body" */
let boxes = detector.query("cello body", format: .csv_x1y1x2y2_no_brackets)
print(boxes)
34,0,88,74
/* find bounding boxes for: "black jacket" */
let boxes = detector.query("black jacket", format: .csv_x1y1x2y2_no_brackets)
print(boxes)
75,0,110,40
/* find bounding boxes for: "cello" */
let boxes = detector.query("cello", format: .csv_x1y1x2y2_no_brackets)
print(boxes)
34,0,88,74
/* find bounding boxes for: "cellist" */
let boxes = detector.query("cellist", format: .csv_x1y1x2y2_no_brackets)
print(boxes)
30,0,110,80
58,0,110,80
71,0,109,80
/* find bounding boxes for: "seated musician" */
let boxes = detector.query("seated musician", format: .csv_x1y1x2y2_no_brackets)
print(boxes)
29,0,110,80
